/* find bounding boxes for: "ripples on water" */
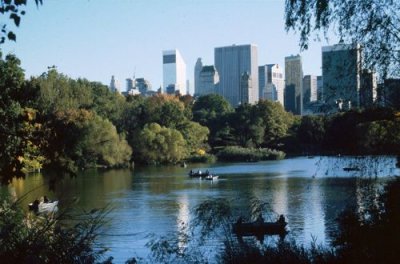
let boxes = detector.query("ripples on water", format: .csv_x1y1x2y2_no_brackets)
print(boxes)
2,156,398,262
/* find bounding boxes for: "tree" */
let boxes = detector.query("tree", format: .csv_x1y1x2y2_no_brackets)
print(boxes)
134,123,187,164
46,109,132,173
0,53,45,182
192,94,233,147
0,0,42,44
229,103,265,147
285,0,400,77
255,100,294,148
179,121,209,154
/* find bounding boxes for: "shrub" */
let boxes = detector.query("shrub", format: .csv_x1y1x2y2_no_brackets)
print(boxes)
216,146,285,162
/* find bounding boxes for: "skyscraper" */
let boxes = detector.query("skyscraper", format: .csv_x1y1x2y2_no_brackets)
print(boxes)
163,49,186,95
259,64,285,106
194,58,203,95
360,69,377,108
322,43,362,110
317,76,323,101
197,65,219,96
303,75,318,106
214,44,259,106
285,55,303,115
109,75,121,93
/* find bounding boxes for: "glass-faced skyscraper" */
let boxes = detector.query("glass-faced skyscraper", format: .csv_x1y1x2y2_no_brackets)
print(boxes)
285,55,303,115
214,44,259,106
163,49,187,95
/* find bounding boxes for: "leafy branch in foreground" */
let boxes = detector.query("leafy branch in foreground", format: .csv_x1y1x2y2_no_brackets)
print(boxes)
285,0,400,78
0,197,112,263
0,0,43,44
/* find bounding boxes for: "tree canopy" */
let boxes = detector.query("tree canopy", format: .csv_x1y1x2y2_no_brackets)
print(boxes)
285,0,400,78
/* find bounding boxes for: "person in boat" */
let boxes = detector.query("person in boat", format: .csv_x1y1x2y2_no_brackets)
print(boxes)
43,196,49,203
206,170,209,176
189,169,193,176
277,214,286,224
256,214,264,224
198,170,202,175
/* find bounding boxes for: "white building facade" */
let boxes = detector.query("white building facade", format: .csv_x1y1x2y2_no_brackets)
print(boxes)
259,64,285,106
163,49,187,95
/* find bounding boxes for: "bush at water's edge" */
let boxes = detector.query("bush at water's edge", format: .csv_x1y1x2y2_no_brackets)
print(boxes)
216,146,285,162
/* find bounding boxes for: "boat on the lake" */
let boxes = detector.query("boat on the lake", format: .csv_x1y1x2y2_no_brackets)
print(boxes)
29,198,59,214
204,174,219,181
343,166,360,172
188,169,210,177
232,215,288,237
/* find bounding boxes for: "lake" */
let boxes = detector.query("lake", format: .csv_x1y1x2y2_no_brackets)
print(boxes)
2,156,398,263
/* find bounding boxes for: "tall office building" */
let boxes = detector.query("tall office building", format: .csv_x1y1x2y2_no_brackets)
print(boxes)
285,55,303,115
259,64,285,106
197,65,219,96
136,78,152,94
163,49,186,95
109,75,121,93
214,44,259,106
317,76,323,101
322,43,362,110
194,58,203,95
360,69,377,108
303,75,318,106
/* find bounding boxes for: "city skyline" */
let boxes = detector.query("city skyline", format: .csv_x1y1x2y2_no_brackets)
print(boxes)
0,0,338,91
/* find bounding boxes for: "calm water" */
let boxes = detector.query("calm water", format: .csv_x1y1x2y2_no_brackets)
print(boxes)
2,156,398,263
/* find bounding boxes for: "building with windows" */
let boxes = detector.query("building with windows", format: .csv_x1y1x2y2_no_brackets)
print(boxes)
163,49,186,95
360,69,377,108
322,43,362,111
197,65,219,96
214,44,259,106
303,75,318,105
194,58,203,95
259,64,284,106
109,75,121,93
317,76,323,101
285,55,303,115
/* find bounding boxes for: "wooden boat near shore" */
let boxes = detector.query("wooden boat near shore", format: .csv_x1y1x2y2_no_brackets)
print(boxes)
232,215,288,238
343,166,360,172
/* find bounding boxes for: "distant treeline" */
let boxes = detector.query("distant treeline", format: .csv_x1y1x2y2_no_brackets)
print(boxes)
1,53,400,182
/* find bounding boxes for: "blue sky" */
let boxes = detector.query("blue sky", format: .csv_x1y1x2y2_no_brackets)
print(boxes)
2,0,338,91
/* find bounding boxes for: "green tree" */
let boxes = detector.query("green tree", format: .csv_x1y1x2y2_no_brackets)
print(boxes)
179,121,209,154
0,53,45,182
229,103,265,147
285,0,400,77
255,100,294,148
297,115,327,152
135,123,187,164
46,109,131,173
192,94,233,147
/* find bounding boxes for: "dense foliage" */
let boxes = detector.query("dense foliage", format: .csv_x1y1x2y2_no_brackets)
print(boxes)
2,52,400,182
0,198,111,263
217,146,285,162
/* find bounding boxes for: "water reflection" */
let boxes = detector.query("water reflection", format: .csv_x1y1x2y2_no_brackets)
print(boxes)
0,156,397,262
